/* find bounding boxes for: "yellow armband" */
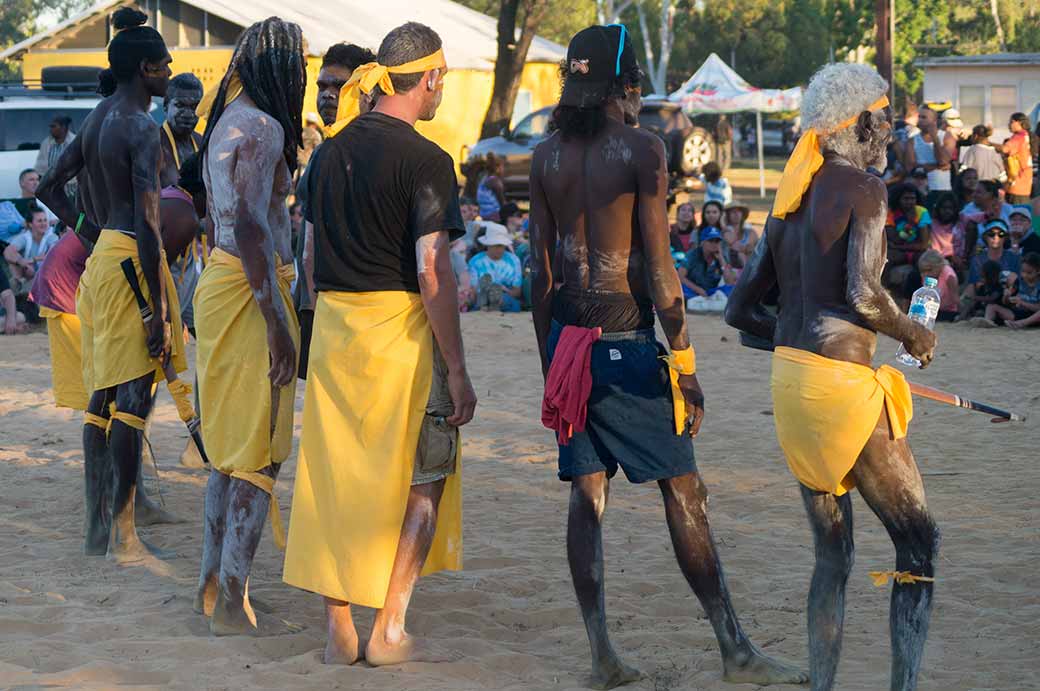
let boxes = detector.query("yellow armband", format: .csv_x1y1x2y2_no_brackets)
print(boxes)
660,347,697,435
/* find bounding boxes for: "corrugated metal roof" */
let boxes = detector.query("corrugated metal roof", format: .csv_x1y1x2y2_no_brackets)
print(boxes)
915,52,1040,68
1,0,565,70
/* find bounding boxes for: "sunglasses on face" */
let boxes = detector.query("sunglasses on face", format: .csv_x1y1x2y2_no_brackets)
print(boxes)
984,231,1007,239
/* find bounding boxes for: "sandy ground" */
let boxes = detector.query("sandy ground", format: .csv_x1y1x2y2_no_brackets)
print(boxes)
0,314,1037,691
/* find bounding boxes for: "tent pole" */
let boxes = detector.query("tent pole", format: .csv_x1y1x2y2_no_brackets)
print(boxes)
756,111,765,198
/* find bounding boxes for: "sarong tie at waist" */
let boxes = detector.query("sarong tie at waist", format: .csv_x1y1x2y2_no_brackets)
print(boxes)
231,471,286,551
771,347,914,496
207,247,296,285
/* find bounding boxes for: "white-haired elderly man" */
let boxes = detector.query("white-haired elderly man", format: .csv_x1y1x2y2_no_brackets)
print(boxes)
726,63,940,691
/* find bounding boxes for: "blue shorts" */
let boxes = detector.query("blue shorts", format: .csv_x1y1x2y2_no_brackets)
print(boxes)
547,321,697,484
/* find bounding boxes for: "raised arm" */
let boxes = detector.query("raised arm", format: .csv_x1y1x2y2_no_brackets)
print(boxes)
37,135,99,243
724,219,778,343
416,232,476,426
231,119,296,388
529,144,557,377
128,117,167,360
846,176,936,367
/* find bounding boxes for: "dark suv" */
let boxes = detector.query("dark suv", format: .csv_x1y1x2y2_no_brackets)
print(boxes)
463,100,716,201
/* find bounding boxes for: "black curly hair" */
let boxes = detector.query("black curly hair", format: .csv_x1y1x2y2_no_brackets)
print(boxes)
98,7,168,97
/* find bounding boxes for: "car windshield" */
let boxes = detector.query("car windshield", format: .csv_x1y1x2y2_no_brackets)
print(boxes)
0,107,94,152
513,110,550,139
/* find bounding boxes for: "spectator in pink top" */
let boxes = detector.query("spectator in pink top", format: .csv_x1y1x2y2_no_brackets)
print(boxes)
916,250,959,321
928,192,959,260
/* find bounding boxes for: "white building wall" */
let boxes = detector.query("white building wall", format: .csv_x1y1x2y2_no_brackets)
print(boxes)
922,64,1040,140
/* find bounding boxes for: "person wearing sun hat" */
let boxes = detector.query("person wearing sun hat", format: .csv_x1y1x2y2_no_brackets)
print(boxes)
467,222,522,311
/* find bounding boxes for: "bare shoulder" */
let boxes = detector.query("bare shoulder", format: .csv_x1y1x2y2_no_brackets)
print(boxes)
123,111,160,149
627,126,667,163
218,102,284,156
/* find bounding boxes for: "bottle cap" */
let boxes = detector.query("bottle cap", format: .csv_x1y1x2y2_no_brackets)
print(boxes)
924,277,938,288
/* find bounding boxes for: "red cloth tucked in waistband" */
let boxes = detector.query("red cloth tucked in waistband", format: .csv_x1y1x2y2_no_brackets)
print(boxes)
542,325,602,445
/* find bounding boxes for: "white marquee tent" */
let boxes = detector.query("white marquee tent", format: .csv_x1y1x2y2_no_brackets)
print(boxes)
669,53,801,197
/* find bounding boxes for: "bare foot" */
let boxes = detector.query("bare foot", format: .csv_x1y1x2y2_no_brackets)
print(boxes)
324,626,361,665
364,633,457,667
588,656,643,690
210,597,304,637
107,536,177,565
723,648,809,686
135,498,185,526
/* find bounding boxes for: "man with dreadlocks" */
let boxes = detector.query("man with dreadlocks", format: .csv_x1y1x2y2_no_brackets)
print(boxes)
283,22,475,666
38,7,186,563
190,17,305,637
528,26,807,689
726,64,939,691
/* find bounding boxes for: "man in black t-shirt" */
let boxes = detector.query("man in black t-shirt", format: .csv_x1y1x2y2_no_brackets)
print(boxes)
283,22,477,668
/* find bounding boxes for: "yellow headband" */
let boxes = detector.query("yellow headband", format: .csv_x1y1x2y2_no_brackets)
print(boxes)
325,48,447,138
771,95,889,220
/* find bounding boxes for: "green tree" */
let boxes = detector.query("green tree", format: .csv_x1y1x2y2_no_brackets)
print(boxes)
1,0,93,79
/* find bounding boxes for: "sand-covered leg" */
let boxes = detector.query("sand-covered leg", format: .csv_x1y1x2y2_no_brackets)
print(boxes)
851,418,940,691
366,479,451,666
83,388,115,555
799,484,855,691
107,372,172,565
659,473,808,686
193,469,230,616
209,464,297,636
324,598,361,665
567,473,641,691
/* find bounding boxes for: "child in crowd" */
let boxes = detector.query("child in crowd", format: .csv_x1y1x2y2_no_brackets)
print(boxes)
985,252,1040,329
700,162,733,206
886,183,931,269
960,259,1006,320
917,250,959,322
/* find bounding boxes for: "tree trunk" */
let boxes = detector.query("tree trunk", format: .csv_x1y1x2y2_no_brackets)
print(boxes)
596,0,634,24
989,0,1006,51
637,0,674,95
479,0,549,141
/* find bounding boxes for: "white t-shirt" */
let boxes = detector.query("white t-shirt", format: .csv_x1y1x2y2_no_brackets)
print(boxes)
910,131,952,191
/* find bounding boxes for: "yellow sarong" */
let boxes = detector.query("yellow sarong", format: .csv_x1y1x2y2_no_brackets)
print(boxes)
193,248,298,476
76,230,186,392
771,346,913,496
39,306,88,411
283,291,463,608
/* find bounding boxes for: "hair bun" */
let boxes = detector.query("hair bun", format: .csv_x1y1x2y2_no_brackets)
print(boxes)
112,7,148,31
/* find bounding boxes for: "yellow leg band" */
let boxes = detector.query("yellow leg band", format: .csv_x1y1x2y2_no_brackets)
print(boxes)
869,570,936,587
84,412,108,430
230,470,286,551
104,402,147,437
166,378,197,424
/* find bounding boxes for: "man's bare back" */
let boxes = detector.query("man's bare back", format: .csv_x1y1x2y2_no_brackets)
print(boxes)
203,97,294,266
532,120,656,299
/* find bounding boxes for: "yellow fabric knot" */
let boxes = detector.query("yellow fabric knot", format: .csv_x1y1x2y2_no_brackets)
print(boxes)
84,412,108,431
196,70,244,121
660,347,697,435
325,49,447,138
167,379,197,424
230,471,286,551
869,570,936,587
772,95,889,220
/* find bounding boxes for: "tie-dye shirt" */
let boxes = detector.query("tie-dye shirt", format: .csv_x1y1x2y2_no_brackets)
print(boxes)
467,251,522,288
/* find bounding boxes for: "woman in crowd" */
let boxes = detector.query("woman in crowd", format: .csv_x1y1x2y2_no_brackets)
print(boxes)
721,202,757,268
953,167,978,210
959,125,1006,183
477,153,506,222
697,200,724,243
669,202,698,252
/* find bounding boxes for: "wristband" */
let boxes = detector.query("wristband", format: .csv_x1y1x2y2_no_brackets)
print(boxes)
74,212,85,235
661,346,696,375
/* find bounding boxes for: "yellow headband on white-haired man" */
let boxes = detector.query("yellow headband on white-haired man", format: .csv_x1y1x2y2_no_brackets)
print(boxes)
325,48,447,138
771,95,889,220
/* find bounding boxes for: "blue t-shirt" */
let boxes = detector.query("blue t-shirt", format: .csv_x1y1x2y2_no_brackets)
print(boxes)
968,250,1021,284
1015,277,1040,306
468,251,522,288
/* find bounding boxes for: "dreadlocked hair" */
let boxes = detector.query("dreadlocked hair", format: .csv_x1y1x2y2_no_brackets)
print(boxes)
550,62,643,140
197,17,306,174
98,7,168,97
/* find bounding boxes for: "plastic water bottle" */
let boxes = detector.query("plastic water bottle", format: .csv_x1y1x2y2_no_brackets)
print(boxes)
896,277,941,367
